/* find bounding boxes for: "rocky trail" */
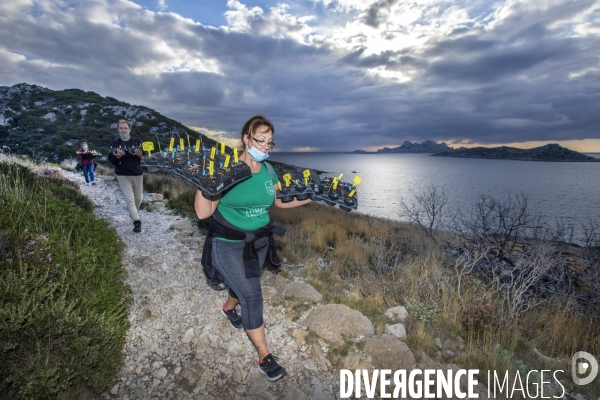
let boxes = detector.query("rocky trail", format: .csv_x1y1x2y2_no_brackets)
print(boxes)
74,172,345,400
71,171,490,400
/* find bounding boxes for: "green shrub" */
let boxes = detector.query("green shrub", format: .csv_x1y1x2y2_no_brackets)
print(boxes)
405,299,439,323
45,185,94,213
0,161,130,399
166,190,197,218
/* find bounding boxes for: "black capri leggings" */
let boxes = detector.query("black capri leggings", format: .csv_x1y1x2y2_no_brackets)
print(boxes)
211,238,268,330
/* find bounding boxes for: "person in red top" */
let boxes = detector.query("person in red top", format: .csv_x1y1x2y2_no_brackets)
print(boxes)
77,142,96,186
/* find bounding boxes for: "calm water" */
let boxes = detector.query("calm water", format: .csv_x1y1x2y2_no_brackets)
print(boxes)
269,152,600,240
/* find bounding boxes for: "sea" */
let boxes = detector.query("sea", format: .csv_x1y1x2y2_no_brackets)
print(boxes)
268,152,600,242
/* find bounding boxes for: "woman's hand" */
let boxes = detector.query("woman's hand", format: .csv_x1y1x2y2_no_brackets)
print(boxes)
194,189,222,219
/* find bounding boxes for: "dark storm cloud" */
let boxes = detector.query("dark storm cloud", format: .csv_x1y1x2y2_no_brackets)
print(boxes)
428,39,569,82
154,72,227,107
362,0,400,29
0,0,598,151
0,3,171,73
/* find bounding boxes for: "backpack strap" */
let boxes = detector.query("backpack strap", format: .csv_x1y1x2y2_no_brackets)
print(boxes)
263,162,275,180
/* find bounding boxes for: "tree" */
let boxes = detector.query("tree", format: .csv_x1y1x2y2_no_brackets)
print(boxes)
399,185,453,243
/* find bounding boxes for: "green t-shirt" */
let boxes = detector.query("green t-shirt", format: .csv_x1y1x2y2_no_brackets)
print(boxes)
217,163,280,231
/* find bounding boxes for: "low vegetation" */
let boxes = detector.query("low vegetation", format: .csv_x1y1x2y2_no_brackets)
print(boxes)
0,157,130,399
270,190,600,398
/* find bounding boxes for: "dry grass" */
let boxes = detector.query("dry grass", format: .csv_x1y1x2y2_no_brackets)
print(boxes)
93,162,114,177
270,203,600,398
1,153,81,186
1,153,44,171
142,172,194,199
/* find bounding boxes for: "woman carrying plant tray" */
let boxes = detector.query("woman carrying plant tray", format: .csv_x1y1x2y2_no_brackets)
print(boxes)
77,141,96,186
195,114,312,382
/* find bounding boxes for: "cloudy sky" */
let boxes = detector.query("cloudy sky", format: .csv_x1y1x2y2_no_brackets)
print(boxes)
1,0,599,152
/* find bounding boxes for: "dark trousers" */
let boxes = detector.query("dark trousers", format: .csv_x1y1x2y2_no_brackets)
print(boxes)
211,238,268,330
82,164,95,183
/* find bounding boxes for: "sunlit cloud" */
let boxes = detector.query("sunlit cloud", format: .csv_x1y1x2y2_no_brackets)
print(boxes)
224,0,264,32
1,0,599,152
188,126,242,149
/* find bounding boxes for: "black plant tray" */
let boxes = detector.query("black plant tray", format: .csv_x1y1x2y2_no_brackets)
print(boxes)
277,182,316,202
312,178,359,212
76,151,101,159
141,152,171,173
276,170,318,203
185,162,251,196
109,144,141,154
141,152,251,195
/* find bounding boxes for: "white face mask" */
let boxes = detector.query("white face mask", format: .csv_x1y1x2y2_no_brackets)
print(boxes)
248,144,269,162
82,145,88,150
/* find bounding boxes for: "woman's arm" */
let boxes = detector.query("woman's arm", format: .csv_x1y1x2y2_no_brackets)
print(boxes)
194,189,222,219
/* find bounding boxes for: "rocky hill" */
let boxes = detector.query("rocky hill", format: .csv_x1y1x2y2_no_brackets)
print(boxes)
353,140,458,154
432,143,598,162
0,83,214,162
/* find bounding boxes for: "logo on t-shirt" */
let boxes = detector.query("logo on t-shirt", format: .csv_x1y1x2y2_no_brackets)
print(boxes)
265,180,274,195
246,206,267,218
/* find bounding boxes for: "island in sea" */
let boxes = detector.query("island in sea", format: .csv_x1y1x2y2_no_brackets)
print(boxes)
354,141,598,162
353,140,458,154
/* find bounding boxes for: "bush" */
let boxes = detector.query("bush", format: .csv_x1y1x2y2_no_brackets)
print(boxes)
46,185,94,213
0,161,130,399
166,190,197,218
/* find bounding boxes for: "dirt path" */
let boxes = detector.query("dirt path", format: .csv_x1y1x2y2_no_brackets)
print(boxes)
71,172,339,400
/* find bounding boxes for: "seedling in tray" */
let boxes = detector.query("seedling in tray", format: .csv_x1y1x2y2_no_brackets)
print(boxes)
142,140,251,196
276,169,316,202
313,174,361,212
109,143,142,154
190,152,251,196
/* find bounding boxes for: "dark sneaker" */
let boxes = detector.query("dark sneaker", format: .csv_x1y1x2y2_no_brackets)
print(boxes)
92,182,96,186
258,354,287,382
133,220,142,233
221,302,242,329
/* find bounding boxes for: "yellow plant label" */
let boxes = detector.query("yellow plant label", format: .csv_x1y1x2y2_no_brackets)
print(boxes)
234,148,239,163
179,138,185,151
210,147,216,159
142,141,154,156
283,173,292,187
332,177,339,190
303,169,310,186
224,155,231,168
196,139,201,151
169,138,175,153
209,160,214,176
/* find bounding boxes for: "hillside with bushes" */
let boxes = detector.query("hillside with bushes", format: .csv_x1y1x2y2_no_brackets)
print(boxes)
0,83,216,162
0,158,130,398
